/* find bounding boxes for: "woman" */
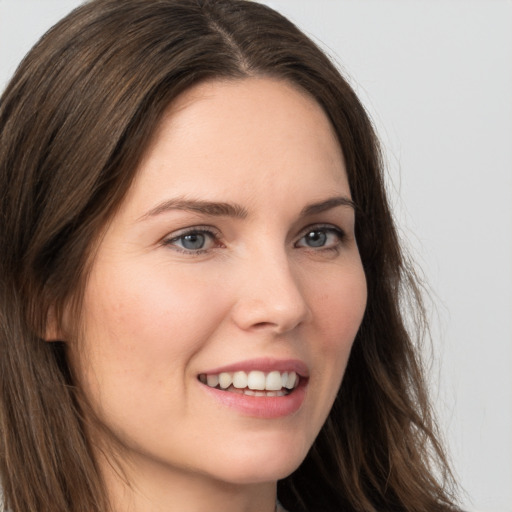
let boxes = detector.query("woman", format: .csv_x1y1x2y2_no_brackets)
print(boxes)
0,1,459,511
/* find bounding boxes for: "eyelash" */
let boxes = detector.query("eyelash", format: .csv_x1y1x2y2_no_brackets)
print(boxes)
295,224,346,252
162,226,222,255
162,224,346,256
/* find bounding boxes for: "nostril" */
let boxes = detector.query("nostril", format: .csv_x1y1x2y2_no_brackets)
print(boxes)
252,321,275,330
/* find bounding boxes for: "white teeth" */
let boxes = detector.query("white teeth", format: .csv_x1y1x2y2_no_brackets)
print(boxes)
247,370,266,390
285,371,297,390
218,372,232,389
265,371,283,391
201,369,301,393
206,374,219,387
232,371,248,389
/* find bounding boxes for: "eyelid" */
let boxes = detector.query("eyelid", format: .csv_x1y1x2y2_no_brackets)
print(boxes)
296,223,346,239
162,225,223,253
294,223,347,248
165,224,221,239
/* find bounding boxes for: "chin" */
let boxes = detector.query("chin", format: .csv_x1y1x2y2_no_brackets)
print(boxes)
212,462,300,486
206,436,310,485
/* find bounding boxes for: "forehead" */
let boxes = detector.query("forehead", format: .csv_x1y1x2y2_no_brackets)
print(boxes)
123,77,349,216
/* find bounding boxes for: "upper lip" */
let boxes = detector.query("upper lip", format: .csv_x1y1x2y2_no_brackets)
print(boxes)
200,358,309,378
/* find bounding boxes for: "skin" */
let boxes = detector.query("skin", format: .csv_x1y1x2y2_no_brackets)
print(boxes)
66,77,367,512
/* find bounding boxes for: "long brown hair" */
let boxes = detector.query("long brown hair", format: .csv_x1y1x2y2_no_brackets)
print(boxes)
0,1,458,511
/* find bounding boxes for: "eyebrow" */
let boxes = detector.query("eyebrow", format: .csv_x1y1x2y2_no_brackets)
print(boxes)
300,196,356,216
138,198,248,221
138,195,355,222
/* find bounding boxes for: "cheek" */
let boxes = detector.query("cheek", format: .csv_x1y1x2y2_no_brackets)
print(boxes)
75,262,230,400
308,263,367,381
312,264,367,342
294,263,366,441
84,261,223,345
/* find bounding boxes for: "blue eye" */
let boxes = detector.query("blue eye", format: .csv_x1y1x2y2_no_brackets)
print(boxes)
296,226,344,250
179,233,207,250
303,230,327,247
164,228,219,253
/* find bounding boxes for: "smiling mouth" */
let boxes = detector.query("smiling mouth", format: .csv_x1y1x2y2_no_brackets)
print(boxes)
198,370,300,397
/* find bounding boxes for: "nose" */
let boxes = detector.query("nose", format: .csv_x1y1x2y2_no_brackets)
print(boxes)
230,249,312,334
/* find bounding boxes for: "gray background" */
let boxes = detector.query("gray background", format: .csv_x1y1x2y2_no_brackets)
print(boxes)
1,1,511,511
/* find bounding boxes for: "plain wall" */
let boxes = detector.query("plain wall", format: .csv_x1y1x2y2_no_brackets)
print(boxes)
1,1,511,511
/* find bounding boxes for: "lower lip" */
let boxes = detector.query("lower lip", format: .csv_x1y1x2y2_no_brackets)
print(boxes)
200,380,307,419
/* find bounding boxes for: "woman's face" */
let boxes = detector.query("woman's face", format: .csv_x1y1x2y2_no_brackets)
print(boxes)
73,78,367,488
